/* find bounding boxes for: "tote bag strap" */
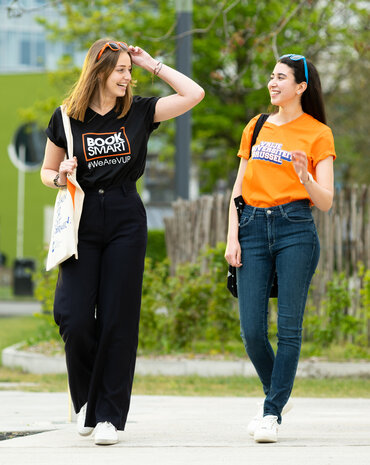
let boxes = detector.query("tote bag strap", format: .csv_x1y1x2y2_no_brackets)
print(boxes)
250,113,269,155
60,105,73,160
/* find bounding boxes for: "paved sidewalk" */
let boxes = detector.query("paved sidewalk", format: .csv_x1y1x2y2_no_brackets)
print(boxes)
0,392,369,465
0,300,40,317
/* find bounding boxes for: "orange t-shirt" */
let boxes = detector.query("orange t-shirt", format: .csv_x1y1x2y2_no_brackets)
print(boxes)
237,113,336,207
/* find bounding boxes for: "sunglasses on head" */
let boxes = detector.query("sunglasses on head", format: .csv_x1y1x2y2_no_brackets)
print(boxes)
279,54,309,85
97,41,129,61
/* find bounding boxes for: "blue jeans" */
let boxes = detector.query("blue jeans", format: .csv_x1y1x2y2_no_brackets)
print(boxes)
237,200,320,423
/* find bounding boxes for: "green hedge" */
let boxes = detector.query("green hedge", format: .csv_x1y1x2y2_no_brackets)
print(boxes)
147,230,166,263
32,245,370,358
32,244,240,353
140,244,240,353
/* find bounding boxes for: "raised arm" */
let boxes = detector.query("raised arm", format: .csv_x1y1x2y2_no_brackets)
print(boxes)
128,45,205,123
292,151,334,211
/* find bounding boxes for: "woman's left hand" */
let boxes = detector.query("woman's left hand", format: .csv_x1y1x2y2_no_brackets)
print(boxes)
127,45,156,70
292,150,309,183
127,44,205,123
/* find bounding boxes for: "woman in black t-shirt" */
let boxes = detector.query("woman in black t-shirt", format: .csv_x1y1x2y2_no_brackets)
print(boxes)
41,39,204,446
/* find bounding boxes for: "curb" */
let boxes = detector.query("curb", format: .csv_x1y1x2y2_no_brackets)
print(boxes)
2,344,370,378
2,344,66,374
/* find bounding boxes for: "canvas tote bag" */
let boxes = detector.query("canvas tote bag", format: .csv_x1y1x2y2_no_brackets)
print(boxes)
46,105,85,271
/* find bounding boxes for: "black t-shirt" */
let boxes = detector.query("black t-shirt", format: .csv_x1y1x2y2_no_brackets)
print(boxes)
46,96,160,189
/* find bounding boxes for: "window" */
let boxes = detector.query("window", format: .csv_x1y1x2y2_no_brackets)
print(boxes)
35,39,45,67
20,39,31,65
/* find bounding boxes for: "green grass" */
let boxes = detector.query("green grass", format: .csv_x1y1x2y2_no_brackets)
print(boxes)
1,315,370,396
131,375,370,398
0,286,37,301
1,315,370,364
0,286,12,300
0,316,41,355
0,367,370,397
0,366,67,392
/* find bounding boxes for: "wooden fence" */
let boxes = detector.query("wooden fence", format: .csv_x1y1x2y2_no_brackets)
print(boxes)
309,185,370,317
164,185,370,278
164,185,370,344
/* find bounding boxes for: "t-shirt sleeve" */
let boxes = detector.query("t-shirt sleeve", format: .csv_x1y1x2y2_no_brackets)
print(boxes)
311,126,336,167
132,96,161,133
45,106,67,150
237,115,260,160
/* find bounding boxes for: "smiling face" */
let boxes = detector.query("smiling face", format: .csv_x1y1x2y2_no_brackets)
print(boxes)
102,52,132,99
268,63,306,107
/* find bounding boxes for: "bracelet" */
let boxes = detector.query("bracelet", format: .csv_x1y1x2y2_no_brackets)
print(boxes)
153,61,163,76
53,173,67,189
300,172,314,185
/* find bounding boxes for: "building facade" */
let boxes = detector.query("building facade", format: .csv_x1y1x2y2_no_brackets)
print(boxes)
0,0,83,73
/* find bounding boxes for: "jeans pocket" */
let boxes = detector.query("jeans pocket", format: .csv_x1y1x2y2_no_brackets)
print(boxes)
283,207,313,223
239,210,254,228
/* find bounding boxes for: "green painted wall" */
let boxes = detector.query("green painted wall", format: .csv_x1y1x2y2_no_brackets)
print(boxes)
0,74,57,266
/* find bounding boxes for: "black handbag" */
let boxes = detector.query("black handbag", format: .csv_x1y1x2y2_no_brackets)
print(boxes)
227,113,278,299
226,195,245,298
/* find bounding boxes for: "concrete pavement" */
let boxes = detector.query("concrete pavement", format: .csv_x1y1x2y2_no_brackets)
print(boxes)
0,392,369,465
0,300,40,317
1,301,370,464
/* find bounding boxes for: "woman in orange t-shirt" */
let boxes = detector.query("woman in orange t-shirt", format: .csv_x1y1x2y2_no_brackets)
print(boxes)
225,55,335,443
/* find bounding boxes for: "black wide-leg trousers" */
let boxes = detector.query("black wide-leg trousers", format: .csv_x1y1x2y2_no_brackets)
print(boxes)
53,182,147,431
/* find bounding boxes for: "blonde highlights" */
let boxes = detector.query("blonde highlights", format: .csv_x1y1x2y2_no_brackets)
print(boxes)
63,38,133,122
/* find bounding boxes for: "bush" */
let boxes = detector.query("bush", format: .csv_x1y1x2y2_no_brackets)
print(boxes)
304,263,370,356
31,251,60,344
33,245,370,358
139,243,239,353
146,230,167,263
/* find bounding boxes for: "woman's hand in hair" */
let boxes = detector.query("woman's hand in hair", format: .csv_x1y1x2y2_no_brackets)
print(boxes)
127,45,157,72
127,44,204,122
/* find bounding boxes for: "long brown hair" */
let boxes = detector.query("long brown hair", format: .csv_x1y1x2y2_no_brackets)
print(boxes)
64,38,133,121
278,56,326,124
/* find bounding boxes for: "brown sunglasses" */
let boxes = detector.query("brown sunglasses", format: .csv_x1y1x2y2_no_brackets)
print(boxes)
96,41,129,61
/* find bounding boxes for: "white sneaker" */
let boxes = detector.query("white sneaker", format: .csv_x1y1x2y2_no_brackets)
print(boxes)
254,415,279,443
247,398,293,436
247,401,264,436
77,403,94,436
94,421,119,445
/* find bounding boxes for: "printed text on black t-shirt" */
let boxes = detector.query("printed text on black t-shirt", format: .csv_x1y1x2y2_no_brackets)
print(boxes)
82,127,131,161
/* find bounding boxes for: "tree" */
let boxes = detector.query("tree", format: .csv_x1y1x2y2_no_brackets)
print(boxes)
34,0,369,191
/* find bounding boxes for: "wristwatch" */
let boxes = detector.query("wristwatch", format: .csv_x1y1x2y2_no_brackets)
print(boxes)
300,172,313,186
53,173,67,188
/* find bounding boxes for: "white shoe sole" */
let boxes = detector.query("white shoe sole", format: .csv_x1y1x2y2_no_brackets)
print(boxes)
77,403,93,436
78,427,94,437
254,433,277,443
94,437,119,445
248,399,293,436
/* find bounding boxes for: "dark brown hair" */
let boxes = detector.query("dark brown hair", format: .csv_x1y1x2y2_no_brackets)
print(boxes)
278,56,327,124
